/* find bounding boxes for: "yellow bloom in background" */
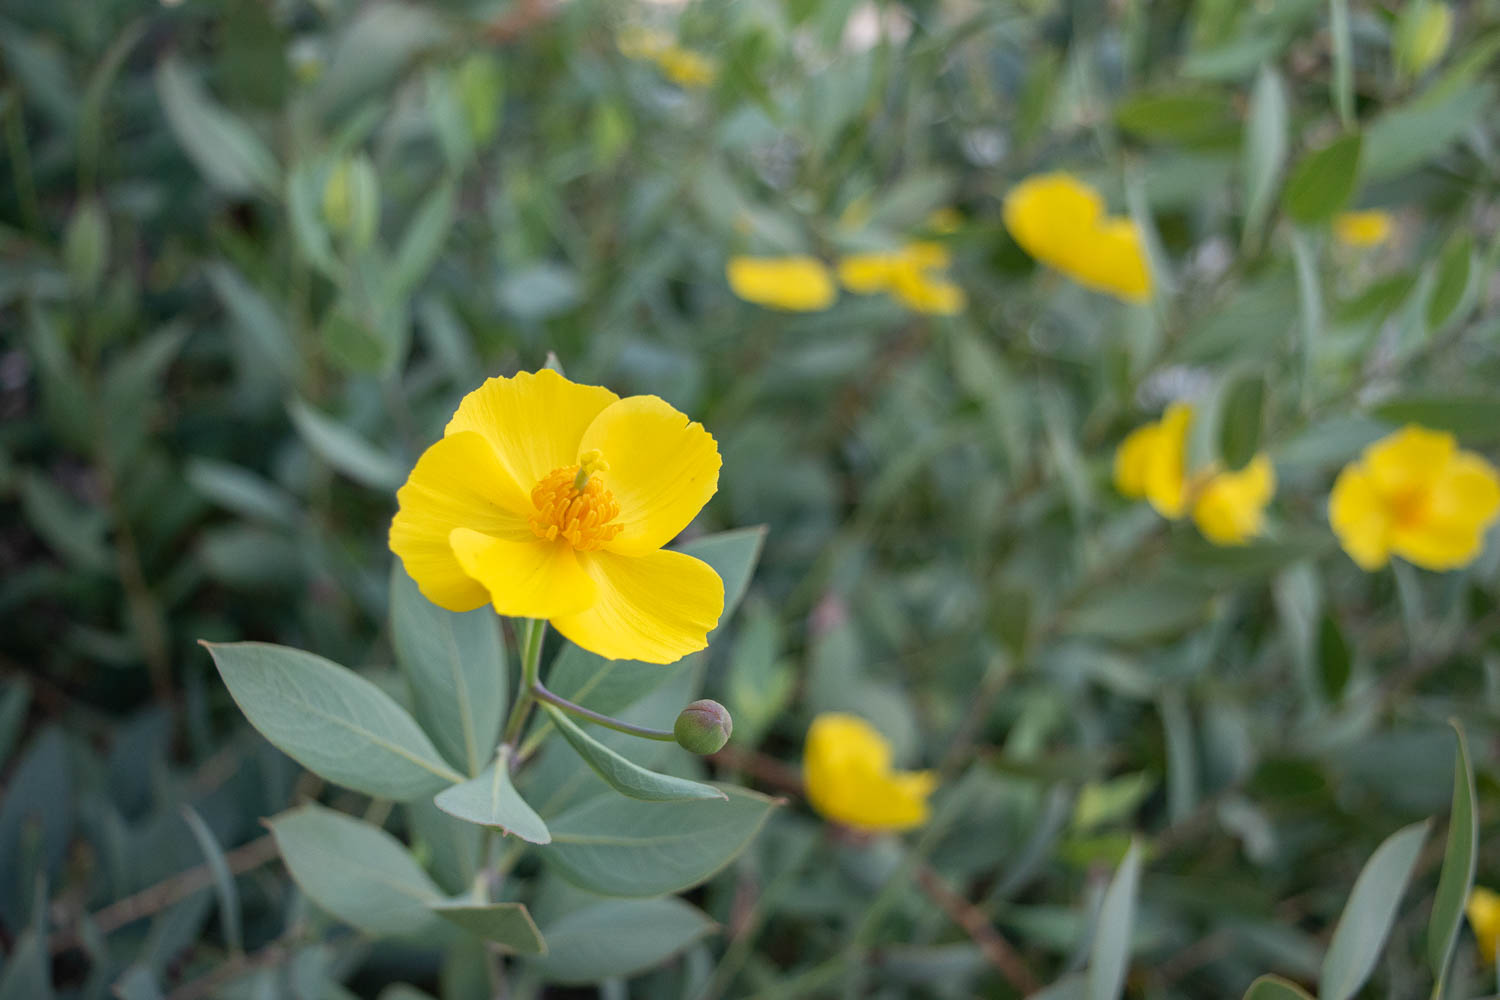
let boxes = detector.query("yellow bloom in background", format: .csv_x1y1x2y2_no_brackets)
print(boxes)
1329,425,1500,571
837,241,965,316
1003,172,1152,304
803,713,935,832
727,255,838,312
390,369,725,664
1334,210,1393,248
617,26,716,88
1114,403,1277,546
1468,886,1500,965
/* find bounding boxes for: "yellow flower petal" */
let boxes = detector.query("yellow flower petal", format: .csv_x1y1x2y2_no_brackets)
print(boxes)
446,369,620,494
901,241,952,271
1144,403,1194,519
1334,210,1393,248
1430,452,1500,526
656,47,717,88
803,713,933,832
1114,421,1160,499
1067,217,1152,303
1003,172,1105,265
1364,425,1457,498
389,431,534,611
551,549,724,663
578,395,721,555
890,269,965,315
1390,518,1487,571
1329,464,1393,570
449,527,597,619
1469,887,1500,965
1192,454,1276,546
837,252,902,293
727,255,837,311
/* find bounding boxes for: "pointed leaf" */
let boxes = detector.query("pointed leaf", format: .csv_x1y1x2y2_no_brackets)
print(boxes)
155,56,279,195
1087,840,1143,1000
268,803,441,938
203,641,463,800
430,902,546,955
542,787,777,897
1242,66,1289,243
540,704,723,803
531,898,716,984
435,752,551,844
1320,820,1430,1000
180,805,242,953
1243,975,1315,1000
390,563,506,778
1283,133,1362,225
287,399,403,490
1428,721,1478,984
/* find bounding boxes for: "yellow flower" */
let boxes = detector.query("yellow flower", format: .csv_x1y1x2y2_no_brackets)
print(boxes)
390,370,725,664
1114,403,1277,546
1469,886,1500,965
1002,172,1152,303
726,255,837,312
803,713,935,833
836,242,965,316
1329,425,1500,571
1334,210,1393,248
655,46,717,88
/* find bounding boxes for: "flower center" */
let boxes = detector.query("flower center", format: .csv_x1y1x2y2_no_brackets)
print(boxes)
528,451,623,551
1389,485,1430,530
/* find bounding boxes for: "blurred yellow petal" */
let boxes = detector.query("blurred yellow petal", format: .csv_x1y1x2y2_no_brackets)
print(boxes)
1390,519,1486,571
1430,452,1500,526
837,252,902,293
891,269,965,315
1334,210,1393,248
656,46,717,88
551,549,724,664
1004,172,1105,265
901,241,952,270
1364,425,1456,498
449,527,597,619
579,395,721,555
803,713,933,833
1329,465,1393,570
1469,887,1500,965
727,255,837,311
1066,217,1152,303
1192,454,1276,546
446,369,620,493
1114,422,1160,499
1144,403,1194,519
390,431,533,611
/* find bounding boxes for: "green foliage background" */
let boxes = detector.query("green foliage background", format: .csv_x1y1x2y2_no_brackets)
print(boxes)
3,0,1500,997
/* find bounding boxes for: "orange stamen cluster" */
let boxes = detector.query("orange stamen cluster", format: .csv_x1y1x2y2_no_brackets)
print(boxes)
528,465,623,551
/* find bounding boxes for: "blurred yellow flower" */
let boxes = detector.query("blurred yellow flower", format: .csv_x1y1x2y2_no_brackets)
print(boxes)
727,255,837,312
1469,886,1500,965
1329,425,1500,571
837,242,965,316
804,713,935,832
1334,210,1393,248
1003,172,1151,303
390,369,725,664
1115,403,1276,546
617,26,716,88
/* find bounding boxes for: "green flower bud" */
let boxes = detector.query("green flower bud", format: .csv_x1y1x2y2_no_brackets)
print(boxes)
321,156,379,249
1394,1,1452,79
674,699,732,755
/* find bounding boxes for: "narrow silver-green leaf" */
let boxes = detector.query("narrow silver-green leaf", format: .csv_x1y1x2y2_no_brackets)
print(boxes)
1329,0,1353,125
542,787,778,897
1427,720,1477,988
430,901,546,955
269,803,442,938
390,179,456,295
390,563,506,777
203,641,462,800
434,752,551,844
531,898,716,984
155,56,279,196
541,704,724,803
180,805,242,953
1242,65,1289,245
1243,974,1315,1000
1087,840,1142,1000
1319,819,1430,1000
287,398,403,490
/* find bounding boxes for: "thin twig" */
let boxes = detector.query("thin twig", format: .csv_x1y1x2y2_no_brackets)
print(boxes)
913,862,1040,995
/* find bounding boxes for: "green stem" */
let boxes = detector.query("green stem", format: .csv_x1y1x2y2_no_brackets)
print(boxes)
530,682,676,741
501,619,546,747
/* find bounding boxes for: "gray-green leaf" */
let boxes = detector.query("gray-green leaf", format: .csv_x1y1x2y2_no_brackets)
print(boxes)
531,898,716,984
1087,840,1142,1000
434,751,551,844
203,641,462,799
1427,721,1477,986
1319,819,1430,1000
1283,133,1362,225
268,803,442,938
430,902,546,955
